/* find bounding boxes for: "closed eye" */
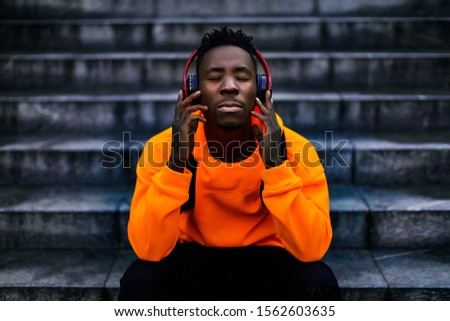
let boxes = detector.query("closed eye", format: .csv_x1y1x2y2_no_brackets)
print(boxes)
208,76,221,81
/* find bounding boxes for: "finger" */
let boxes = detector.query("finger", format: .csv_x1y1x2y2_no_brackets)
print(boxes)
251,110,266,122
188,114,207,123
182,105,208,120
265,90,274,110
184,115,205,139
181,90,202,108
255,97,269,115
185,104,208,113
179,91,204,119
188,116,204,135
175,90,184,118
181,114,207,132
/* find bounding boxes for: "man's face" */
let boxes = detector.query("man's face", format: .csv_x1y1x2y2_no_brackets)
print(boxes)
198,45,257,130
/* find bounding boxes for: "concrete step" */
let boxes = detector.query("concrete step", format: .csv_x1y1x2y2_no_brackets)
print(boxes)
1,0,449,18
1,248,448,300
1,91,449,135
0,249,118,300
0,186,131,250
324,248,450,300
0,135,138,186
0,184,367,250
1,51,449,91
302,131,450,185
329,184,368,249
347,132,450,185
0,182,449,250
1,132,449,186
359,185,450,249
1,17,448,52
321,184,450,249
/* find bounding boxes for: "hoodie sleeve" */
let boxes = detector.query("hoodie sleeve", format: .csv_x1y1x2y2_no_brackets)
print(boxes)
127,130,192,261
260,129,332,262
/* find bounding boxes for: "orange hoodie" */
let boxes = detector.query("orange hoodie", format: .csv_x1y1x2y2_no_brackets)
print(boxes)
128,116,331,262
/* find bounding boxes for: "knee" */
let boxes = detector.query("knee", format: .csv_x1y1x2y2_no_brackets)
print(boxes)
118,259,169,300
307,261,339,287
121,259,156,282
288,261,341,300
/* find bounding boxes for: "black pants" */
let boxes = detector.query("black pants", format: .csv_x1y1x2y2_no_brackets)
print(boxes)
119,243,341,301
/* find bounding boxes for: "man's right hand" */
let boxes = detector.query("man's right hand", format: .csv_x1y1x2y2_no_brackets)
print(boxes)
167,90,208,173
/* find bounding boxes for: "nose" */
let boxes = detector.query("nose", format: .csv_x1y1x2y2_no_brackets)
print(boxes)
220,76,238,96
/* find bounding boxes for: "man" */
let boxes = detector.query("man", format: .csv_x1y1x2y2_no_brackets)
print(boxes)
119,27,340,300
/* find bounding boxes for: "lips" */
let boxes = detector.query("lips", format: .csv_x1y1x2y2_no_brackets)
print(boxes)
218,106,241,112
217,102,243,113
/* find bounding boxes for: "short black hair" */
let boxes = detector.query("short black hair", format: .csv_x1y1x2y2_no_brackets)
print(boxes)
196,27,257,73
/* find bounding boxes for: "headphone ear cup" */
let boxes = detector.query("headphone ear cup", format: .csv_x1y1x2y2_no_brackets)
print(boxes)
256,74,267,103
186,74,199,96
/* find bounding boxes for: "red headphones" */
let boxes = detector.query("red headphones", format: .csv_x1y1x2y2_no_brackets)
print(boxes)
182,48,272,110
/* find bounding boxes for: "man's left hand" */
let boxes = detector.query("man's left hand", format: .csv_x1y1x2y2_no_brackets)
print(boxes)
251,90,283,168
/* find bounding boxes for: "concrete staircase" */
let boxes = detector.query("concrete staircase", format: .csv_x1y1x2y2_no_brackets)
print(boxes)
1,0,449,300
